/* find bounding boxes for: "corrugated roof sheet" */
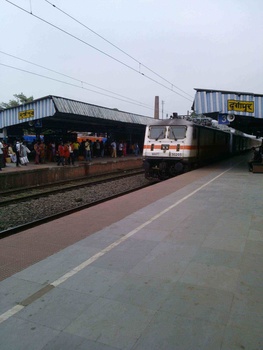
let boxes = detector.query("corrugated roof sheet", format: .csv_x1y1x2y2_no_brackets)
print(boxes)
51,96,152,125
0,96,56,128
0,95,153,129
193,88,263,118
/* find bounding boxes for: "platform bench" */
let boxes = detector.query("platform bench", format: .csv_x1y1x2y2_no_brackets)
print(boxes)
252,163,263,173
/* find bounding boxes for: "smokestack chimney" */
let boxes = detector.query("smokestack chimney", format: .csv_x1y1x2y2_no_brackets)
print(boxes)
154,96,159,119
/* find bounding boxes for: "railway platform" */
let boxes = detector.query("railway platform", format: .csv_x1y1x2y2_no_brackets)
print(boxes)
0,155,143,191
0,152,262,349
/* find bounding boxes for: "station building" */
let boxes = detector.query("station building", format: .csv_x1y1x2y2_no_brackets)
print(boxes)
192,88,263,137
0,95,154,150
1,89,263,145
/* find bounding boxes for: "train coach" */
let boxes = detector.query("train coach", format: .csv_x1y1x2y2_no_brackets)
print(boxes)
142,115,261,179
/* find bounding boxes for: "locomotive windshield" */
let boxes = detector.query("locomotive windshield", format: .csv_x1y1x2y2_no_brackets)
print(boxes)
148,126,166,140
168,126,187,140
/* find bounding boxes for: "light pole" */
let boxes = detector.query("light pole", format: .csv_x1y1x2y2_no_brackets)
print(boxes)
162,100,164,119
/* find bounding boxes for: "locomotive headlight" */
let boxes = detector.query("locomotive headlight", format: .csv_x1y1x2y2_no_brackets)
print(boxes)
151,144,154,151
177,144,180,151
161,144,169,151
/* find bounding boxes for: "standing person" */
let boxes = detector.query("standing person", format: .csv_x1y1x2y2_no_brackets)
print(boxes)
69,142,75,165
20,142,31,165
0,139,3,170
123,142,127,157
8,144,16,163
34,141,40,164
100,140,105,158
57,142,65,166
47,142,56,162
15,140,22,167
118,142,123,157
51,142,56,162
2,141,8,167
95,140,101,157
47,142,52,162
79,141,85,159
248,147,262,171
39,140,46,163
73,140,80,160
134,142,140,156
85,140,91,162
64,143,70,165
111,141,117,158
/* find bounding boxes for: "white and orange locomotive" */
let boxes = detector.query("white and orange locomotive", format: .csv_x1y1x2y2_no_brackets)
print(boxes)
143,115,260,179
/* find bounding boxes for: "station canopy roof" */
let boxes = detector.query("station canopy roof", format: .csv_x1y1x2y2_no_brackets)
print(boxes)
193,88,263,137
0,95,154,135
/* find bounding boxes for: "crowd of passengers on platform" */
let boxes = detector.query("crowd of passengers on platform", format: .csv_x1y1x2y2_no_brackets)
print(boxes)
0,138,141,170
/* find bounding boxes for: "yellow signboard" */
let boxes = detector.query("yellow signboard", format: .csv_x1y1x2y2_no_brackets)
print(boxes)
227,100,254,113
18,109,34,120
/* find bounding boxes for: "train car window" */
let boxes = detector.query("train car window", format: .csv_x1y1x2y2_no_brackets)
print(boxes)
168,126,187,140
148,126,166,140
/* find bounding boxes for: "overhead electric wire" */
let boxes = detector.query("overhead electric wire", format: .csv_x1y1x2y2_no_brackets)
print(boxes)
44,0,193,99
0,50,153,109
4,0,193,103
0,63,154,111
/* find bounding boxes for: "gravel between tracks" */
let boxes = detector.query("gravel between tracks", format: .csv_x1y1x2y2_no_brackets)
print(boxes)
0,174,150,232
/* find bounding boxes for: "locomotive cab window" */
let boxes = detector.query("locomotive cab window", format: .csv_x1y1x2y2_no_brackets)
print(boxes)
168,126,187,140
148,126,166,140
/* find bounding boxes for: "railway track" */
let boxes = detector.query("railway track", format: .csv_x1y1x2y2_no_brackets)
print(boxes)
0,170,156,238
0,169,145,206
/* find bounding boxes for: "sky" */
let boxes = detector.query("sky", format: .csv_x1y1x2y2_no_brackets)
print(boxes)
1,0,263,119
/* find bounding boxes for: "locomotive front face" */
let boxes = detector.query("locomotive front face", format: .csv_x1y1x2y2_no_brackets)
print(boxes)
143,124,187,159
142,121,193,179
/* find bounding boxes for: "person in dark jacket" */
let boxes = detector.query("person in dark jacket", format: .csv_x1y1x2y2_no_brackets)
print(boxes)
248,147,262,171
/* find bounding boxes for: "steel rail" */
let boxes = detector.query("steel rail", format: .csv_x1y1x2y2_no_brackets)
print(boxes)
0,169,145,206
0,179,154,239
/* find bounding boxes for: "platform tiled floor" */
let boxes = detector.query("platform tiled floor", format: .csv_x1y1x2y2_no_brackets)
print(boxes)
0,155,262,349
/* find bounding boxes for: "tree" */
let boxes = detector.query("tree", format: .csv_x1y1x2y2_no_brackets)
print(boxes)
0,93,34,109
